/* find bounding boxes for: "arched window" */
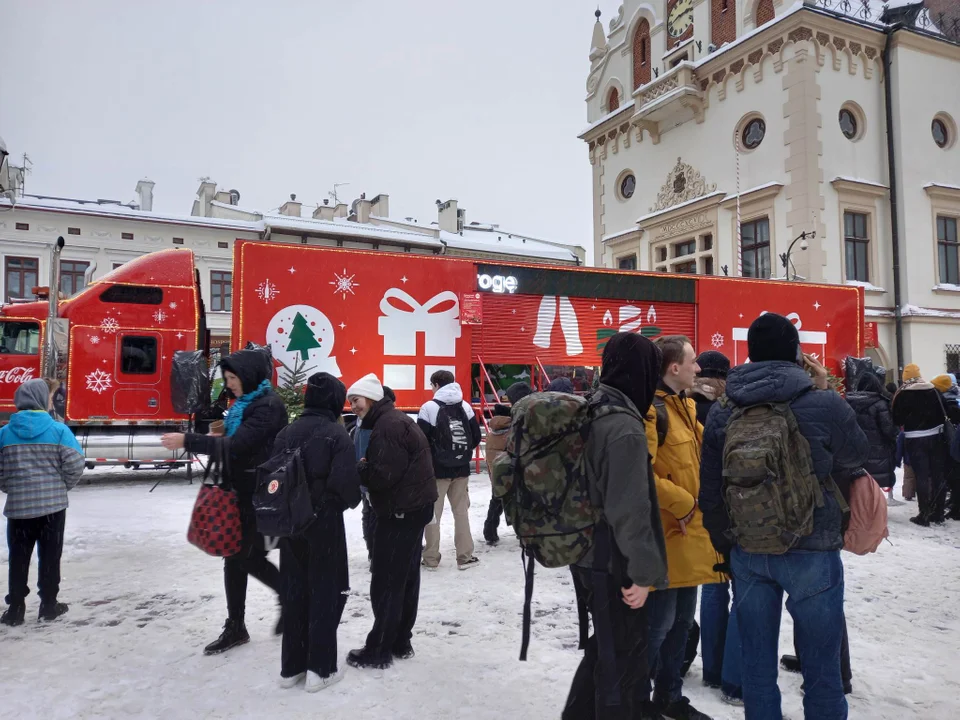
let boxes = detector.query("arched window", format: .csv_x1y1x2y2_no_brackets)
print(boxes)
608,87,620,112
756,0,775,26
633,19,651,89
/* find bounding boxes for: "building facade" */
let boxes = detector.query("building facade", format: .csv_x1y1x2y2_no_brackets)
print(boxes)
581,0,960,378
0,177,583,348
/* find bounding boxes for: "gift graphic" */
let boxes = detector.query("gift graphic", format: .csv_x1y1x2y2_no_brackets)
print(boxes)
378,288,462,357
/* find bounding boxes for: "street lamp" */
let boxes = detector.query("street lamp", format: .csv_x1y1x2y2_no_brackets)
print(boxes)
780,230,813,282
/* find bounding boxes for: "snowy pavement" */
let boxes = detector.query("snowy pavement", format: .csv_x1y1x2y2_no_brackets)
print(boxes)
1,468,959,719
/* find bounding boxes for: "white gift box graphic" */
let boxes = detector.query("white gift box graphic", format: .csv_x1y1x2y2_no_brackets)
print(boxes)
378,288,461,357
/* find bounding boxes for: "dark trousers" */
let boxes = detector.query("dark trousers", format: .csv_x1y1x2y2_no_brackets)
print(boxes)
280,508,349,678
225,496,281,621
483,497,503,537
793,617,852,687
908,435,949,521
6,510,66,607
361,495,377,560
364,504,433,660
563,567,649,720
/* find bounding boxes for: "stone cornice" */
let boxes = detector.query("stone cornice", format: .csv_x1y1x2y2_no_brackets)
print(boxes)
924,183,960,203
889,24,960,62
831,177,889,198
637,191,726,229
719,182,784,209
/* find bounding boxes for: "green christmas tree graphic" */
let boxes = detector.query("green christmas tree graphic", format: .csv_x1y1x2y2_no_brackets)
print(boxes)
287,312,321,360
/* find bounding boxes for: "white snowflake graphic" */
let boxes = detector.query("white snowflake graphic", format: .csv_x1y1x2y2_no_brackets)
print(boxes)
100,317,120,334
85,369,112,394
153,309,167,323
88,335,101,345
168,301,178,310
330,269,359,300
711,332,725,349
256,279,280,304
176,332,184,340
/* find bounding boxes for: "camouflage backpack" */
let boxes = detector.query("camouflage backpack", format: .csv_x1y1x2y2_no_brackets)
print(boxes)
491,391,632,660
720,394,825,555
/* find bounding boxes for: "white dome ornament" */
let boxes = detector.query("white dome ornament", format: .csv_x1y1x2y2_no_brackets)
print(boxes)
266,304,342,384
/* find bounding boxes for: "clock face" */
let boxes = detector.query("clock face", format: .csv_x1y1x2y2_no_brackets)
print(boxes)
668,0,694,38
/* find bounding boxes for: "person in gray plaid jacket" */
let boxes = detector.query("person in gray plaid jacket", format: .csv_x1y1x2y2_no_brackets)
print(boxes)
1,379,84,626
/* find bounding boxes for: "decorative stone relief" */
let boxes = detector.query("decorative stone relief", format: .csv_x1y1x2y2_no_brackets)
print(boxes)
609,5,624,31
641,76,679,104
650,158,717,213
38,225,59,233
145,235,163,244
93,231,111,239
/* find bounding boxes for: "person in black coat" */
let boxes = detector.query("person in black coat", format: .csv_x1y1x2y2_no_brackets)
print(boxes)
273,373,360,692
162,348,288,655
346,374,438,670
846,373,899,489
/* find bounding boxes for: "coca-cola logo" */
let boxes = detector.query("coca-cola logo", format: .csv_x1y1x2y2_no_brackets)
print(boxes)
0,367,37,384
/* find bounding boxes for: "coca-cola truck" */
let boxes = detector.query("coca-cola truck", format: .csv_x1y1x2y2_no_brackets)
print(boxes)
0,238,863,465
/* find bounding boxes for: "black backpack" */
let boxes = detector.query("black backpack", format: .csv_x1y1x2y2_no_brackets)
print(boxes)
253,445,315,537
431,400,473,467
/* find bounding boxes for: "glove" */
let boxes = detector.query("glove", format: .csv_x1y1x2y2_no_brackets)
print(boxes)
713,552,731,576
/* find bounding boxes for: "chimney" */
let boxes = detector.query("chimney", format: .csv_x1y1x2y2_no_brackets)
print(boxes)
334,203,348,219
194,179,216,217
370,193,389,218
279,193,302,217
437,199,463,233
135,178,155,212
312,198,336,221
351,192,371,223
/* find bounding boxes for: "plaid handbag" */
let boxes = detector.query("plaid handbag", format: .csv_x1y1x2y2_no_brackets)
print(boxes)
187,441,243,557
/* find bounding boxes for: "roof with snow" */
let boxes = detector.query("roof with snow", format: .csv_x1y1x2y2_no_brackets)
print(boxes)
1,194,582,263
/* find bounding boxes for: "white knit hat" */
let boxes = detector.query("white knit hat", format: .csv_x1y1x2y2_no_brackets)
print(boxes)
346,373,384,402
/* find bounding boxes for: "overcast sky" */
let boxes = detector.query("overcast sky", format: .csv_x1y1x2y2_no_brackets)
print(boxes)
2,0,622,253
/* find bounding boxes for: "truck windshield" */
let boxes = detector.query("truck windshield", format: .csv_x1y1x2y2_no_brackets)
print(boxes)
0,321,40,355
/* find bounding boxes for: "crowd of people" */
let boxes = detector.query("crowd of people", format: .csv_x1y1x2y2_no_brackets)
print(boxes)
2,315,959,718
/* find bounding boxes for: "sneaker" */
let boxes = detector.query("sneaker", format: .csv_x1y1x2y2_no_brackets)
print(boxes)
306,668,344,693
392,642,415,660
910,515,931,527
203,618,250,655
780,654,801,674
1,603,25,627
421,560,439,572
720,693,744,707
702,679,722,690
484,534,499,546
346,647,392,670
887,495,905,507
458,557,481,571
279,672,306,689
660,697,712,720
38,602,69,622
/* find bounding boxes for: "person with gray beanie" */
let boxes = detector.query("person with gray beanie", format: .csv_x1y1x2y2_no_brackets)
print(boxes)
1,379,85,626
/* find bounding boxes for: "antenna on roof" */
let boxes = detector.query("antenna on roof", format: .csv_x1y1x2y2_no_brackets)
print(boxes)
328,182,350,205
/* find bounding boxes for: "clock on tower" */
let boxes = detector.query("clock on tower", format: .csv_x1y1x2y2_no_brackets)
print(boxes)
666,0,694,47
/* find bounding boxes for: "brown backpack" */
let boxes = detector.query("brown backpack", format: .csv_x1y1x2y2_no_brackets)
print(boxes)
843,472,889,555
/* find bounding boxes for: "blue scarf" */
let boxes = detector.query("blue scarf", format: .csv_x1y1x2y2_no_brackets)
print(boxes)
224,379,273,437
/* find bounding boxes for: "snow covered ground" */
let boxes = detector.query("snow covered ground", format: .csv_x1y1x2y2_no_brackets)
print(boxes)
1,468,959,719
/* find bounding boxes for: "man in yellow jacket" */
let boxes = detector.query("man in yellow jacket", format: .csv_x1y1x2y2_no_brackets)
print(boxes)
641,336,725,720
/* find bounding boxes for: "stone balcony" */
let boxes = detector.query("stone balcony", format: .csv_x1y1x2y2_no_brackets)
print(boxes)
631,63,705,144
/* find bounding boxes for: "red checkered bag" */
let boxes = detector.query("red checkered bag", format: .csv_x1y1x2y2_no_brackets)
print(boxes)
187,442,242,557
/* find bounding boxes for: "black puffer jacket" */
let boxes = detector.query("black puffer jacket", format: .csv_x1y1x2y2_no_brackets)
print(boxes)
184,349,288,496
846,381,898,489
273,374,360,512
360,398,438,517
892,382,949,431
700,361,868,554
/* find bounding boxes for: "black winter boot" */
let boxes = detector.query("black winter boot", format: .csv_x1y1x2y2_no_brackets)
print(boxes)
204,618,250,655
659,697,713,720
483,498,502,545
780,654,802,673
392,641,415,660
346,647,393,670
1,603,25,626
38,602,69,622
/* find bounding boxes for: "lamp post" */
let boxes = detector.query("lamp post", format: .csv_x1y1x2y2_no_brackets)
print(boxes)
780,230,813,282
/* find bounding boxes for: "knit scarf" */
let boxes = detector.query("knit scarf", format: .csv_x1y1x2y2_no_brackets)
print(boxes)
224,378,272,437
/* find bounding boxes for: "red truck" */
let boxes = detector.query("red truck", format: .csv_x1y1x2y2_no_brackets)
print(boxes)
0,238,864,465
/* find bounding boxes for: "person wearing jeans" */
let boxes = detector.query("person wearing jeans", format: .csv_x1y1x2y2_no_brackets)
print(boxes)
732,548,846,719
700,313,868,720
699,581,742,704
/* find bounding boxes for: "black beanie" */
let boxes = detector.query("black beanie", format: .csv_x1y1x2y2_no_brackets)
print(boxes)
696,350,730,379
747,313,800,363
304,372,346,417
505,382,534,405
